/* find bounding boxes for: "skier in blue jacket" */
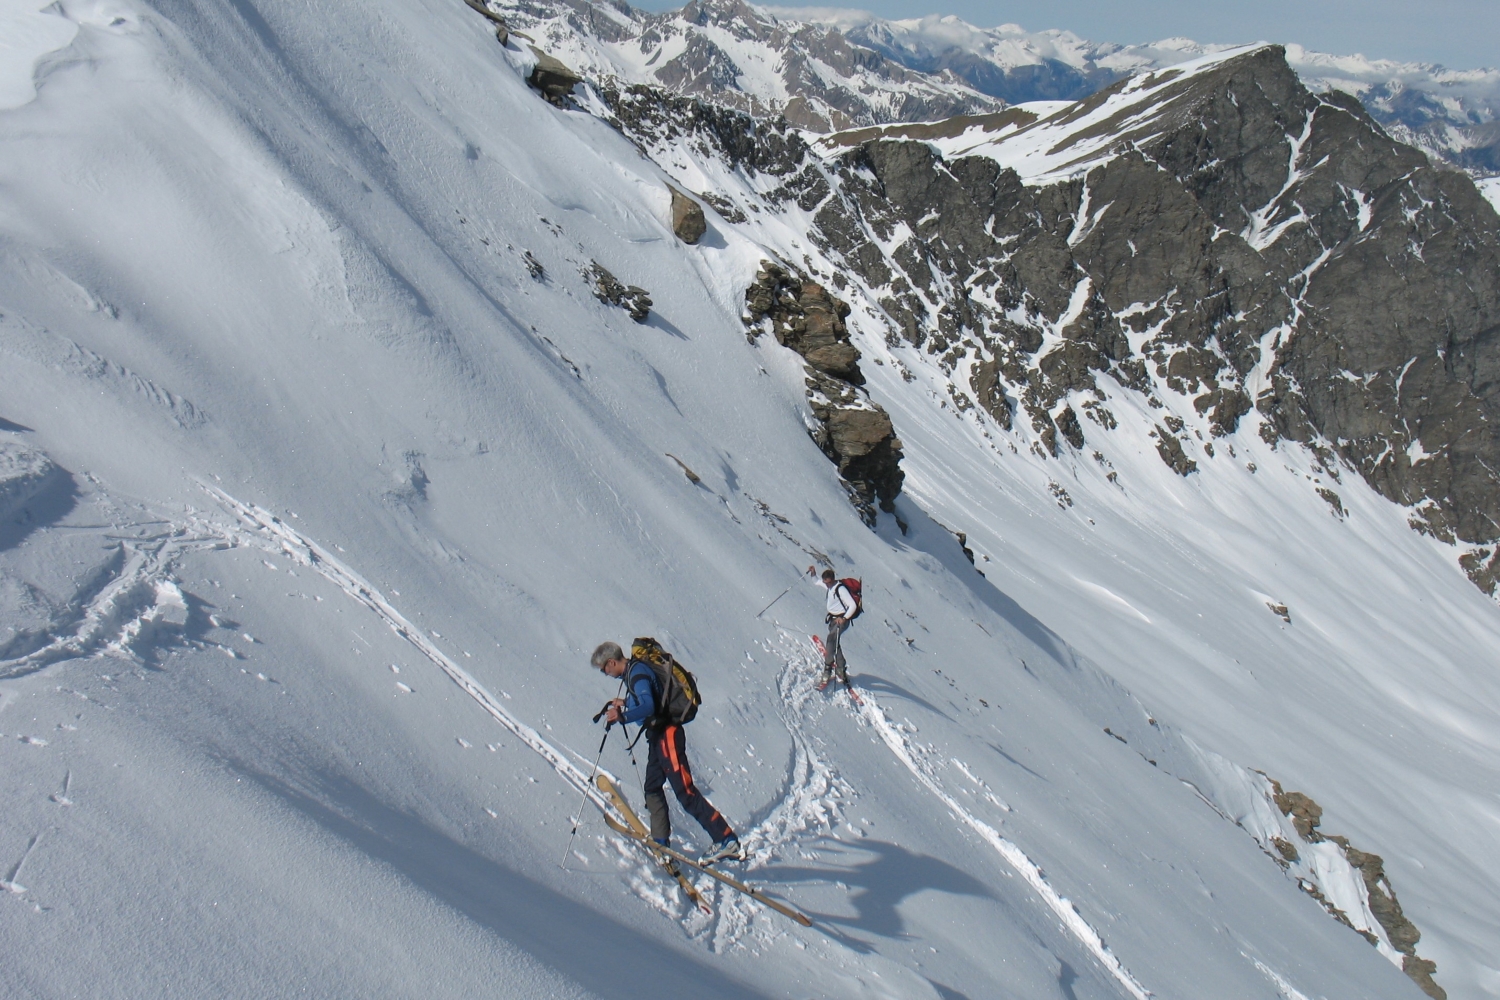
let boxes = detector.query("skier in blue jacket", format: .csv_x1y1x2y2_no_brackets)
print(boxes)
592,640,742,863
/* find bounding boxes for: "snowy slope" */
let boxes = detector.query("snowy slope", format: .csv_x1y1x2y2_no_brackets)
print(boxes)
0,3,1494,1000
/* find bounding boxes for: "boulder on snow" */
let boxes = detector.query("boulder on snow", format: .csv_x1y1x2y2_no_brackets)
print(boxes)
802,343,861,381
527,49,581,105
668,187,707,244
826,406,893,459
745,265,862,382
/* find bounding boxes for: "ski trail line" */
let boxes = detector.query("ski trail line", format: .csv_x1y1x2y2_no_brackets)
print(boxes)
706,647,853,950
0,528,224,680
203,486,615,815
1244,953,1314,1000
777,628,1152,1000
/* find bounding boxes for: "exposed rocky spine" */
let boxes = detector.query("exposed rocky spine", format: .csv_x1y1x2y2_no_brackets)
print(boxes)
1269,782,1446,999
745,262,903,525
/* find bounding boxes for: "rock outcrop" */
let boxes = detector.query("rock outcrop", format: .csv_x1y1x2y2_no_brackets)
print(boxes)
594,47,1500,593
803,47,1500,589
668,186,707,244
587,261,651,322
745,262,903,524
1269,781,1446,999
528,48,582,105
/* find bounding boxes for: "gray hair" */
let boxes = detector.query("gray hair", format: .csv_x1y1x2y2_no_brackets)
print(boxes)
590,641,624,670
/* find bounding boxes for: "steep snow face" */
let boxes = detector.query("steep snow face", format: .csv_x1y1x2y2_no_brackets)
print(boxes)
1480,175,1500,212
0,3,1496,1000
0,0,79,109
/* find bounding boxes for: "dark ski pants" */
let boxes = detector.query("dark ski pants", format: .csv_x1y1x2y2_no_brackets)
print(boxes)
644,724,732,845
823,617,849,682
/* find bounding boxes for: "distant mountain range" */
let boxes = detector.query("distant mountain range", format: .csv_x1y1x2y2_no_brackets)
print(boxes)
495,0,1500,175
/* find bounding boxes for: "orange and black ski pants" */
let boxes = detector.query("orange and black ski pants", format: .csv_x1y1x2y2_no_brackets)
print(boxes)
643,723,732,845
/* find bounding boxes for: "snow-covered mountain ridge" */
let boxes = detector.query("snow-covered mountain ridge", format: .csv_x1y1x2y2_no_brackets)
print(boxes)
1,1,1497,999
495,0,1500,177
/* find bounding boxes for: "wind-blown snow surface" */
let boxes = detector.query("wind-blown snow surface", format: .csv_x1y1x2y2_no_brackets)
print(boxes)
0,2,1495,999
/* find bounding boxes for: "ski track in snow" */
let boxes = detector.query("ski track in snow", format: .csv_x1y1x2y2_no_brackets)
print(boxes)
703,638,855,951
0,485,1274,988
1245,953,1317,1000
203,486,617,814
772,627,1154,1000
0,525,226,680
205,486,811,941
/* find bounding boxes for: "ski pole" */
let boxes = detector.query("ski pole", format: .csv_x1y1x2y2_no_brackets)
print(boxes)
755,565,819,620
559,720,613,869
560,676,622,869
754,585,793,620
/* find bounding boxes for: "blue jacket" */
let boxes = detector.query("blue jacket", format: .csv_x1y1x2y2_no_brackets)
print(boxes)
619,659,659,726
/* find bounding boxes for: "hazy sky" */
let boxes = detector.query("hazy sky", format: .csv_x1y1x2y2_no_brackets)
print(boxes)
634,0,1498,69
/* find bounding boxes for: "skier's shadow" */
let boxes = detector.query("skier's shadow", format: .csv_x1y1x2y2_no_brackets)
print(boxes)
234,763,768,1000
851,675,951,720
757,837,992,949
986,741,1048,782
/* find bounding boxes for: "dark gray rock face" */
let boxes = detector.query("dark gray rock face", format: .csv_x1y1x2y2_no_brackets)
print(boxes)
805,48,1500,591
745,262,904,524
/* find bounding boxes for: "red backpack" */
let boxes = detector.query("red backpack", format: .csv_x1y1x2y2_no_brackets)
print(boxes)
839,578,863,620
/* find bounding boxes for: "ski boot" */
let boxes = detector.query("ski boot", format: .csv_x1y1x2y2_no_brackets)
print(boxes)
701,835,744,865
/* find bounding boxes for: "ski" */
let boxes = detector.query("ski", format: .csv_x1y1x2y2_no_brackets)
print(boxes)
810,635,863,705
595,774,711,915
596,775,812,927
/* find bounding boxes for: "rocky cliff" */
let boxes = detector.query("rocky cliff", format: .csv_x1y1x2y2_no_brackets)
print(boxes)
812,47,1500,590
593,44,1500,589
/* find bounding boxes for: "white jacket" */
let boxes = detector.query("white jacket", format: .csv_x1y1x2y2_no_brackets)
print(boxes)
825,580,856,618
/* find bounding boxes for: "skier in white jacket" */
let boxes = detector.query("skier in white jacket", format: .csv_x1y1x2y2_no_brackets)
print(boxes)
815,568,858,685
